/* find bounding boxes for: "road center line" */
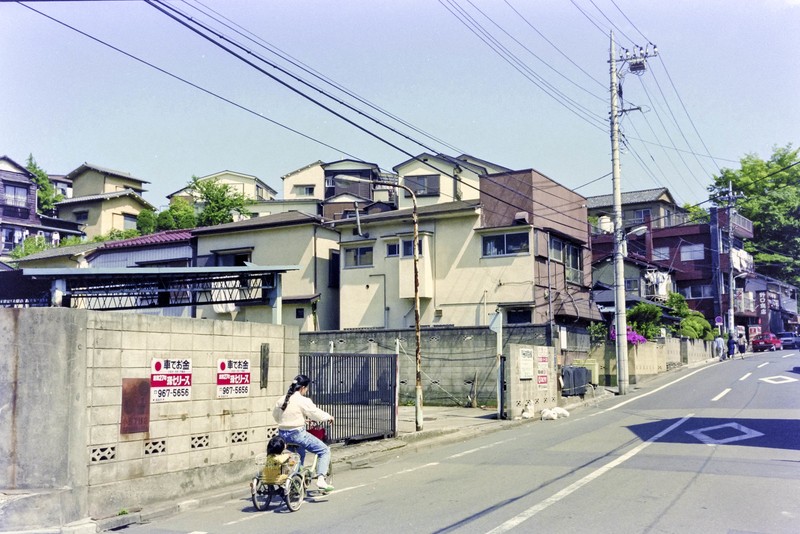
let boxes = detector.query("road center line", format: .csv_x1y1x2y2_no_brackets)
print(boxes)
782,353,794,358
485,414,694,534
448,439,514,459
757,362,769,368
378,462,439,480
224,515,260,526
600,365,713,413
739,373,752,381
711,388,731,402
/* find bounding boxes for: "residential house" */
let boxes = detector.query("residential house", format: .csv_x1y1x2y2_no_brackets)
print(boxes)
592,254,675,323
167,170,279,218
332,167,599,333
588,188,756,333
13,242,105,269
0,156,82,258
744,272,799,336
192,211,340,331
55,163,154,239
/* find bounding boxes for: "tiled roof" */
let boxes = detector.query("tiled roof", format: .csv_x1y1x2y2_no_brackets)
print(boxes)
14,242,104,263
65,163,150,184
103,229,193,249
331,200,482,227
54,188,155,209
191,211,324,235
586,188,671,209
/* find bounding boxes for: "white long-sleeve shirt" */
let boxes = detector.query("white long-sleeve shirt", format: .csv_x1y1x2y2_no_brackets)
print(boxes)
272,391,332,430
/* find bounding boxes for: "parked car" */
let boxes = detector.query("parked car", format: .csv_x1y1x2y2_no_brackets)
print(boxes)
777,331,800,350
751,333,783,352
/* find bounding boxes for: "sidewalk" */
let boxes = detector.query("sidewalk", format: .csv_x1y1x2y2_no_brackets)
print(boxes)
89,391,611,533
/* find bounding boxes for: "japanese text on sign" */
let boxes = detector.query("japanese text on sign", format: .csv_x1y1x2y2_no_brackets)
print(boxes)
216,359,251,398
150,358,192,403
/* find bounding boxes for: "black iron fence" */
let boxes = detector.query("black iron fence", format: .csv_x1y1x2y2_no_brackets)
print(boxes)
301,352,398,444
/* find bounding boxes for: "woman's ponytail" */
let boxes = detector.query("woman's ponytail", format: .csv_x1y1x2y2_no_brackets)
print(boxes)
279,374,311,411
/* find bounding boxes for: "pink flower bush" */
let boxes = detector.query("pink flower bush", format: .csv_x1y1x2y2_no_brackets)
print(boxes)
609,326,647,345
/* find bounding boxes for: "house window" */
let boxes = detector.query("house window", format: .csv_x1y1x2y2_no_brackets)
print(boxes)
295,308,305,319
680,284,713,299
404,175,439,197
483,232,529,257
549,237,564,262
680,244,704,261
4,185,27,207
75,211,89,223
123,214,138,230
386,242,399,257
653,246,670,261
632,209,651,224
215,250,251,266
402,238,423,257
564,243,582,284
625,278,640,292
344,246,373,267
506,308,532,324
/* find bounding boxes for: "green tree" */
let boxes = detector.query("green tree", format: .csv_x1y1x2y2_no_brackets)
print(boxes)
156,210,176,231
627,302,664,340
708,144,800,286
682,203,710,223
25,154,63,214
188,176,250,227
137,209,157,234
665,293,714,340
166,197,196,229
9,235,50,259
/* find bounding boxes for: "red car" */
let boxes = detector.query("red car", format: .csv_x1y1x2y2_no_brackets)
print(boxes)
751,333,783,352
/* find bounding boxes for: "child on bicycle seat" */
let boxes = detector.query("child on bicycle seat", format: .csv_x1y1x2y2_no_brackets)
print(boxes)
261,436,299,485
273,374,334,492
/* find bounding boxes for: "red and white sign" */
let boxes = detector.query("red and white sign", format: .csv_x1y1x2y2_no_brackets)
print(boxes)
150,358,192,402
216,359,251,398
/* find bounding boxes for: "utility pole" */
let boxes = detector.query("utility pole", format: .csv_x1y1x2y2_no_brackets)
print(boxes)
727,180,736,336
609,32,656,395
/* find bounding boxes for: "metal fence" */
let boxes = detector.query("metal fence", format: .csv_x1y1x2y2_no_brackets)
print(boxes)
300,352,398,444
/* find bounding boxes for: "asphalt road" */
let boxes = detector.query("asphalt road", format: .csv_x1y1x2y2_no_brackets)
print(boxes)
114,349,800,534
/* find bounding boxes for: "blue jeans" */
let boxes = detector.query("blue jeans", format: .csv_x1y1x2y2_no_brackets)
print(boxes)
278,428,330,478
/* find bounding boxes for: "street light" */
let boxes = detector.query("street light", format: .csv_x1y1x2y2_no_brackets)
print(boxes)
333,175,423,431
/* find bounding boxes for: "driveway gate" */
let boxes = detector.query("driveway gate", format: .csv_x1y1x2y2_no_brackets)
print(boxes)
300,352,398,444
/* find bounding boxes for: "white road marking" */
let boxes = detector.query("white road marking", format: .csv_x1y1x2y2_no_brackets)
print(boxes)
378,462,439,480
224,514,260,526
757,362,769,368
330,483,368,494
712,388,731,402
448,439,515,459
783,353,795,358
599,365,713,413
485,415,694,533
739,373,752,381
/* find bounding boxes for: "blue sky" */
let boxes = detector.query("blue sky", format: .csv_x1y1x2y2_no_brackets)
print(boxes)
2,0,797,209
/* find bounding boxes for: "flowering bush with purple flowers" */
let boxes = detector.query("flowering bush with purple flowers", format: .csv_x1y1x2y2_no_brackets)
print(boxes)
609,326,647,345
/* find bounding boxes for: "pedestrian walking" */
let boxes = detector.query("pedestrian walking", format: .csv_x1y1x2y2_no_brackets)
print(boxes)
737,334,747,358
713,334,725,360
727,334,736,360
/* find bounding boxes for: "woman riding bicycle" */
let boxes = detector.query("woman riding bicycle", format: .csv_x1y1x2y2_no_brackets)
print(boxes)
272,374,334,492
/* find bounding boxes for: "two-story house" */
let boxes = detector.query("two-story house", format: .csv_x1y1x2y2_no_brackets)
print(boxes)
55,163,154,239
333,166,599,334
588,188,755,334
0,155,82,258
167,169,279,218
192,211,340,331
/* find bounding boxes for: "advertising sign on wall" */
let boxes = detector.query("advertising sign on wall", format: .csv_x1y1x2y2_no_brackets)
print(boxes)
216,359,251,398
150,358,192,402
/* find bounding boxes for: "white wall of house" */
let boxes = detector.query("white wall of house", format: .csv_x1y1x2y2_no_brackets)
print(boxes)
195,223,340,331
394,156,482,210
282,162,325,200
338,204,538,329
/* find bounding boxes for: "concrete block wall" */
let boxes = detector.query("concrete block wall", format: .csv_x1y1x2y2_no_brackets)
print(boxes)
0,308,298,528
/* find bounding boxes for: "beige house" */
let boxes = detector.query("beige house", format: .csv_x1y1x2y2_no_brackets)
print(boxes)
55,163,154,239
192,211,340,331
333,168,599,331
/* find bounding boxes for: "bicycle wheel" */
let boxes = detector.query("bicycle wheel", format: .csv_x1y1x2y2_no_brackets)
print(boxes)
285,474,305,511
251,479,275,511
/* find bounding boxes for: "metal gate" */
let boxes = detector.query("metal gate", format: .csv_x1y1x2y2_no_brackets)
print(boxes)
300,352,398,444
